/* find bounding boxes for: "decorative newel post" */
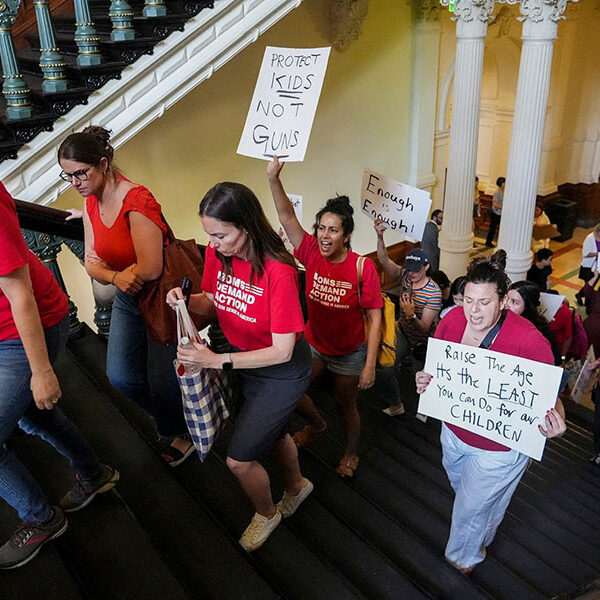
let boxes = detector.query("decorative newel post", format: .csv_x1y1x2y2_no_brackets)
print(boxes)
438,0,494,280
109,0,135,41
0,0,33,119
498,0,578,282
34,0,68,92
143,0,167,18
73,0,101,66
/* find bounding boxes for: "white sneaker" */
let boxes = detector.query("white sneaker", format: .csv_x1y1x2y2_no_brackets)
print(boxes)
239,511,282,552
276,478,314,519
383,404,405,417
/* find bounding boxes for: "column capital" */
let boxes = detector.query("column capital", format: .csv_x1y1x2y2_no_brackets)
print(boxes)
517,0,579,40
440,0,495,37
410,0,441,22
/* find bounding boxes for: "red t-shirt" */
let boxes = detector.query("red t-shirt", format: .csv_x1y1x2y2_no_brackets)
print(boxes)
202,245,304,351
86,185,168,271
294,233,383,356
0,182,69,341
435,307,554,451
549,301,572,352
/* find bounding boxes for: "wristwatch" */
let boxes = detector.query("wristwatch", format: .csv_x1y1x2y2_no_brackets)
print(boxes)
409,314,417,320
222,353,233,371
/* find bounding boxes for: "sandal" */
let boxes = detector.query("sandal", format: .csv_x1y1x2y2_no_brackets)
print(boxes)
335,455,359,478
161,442,196,467
292,424,327,449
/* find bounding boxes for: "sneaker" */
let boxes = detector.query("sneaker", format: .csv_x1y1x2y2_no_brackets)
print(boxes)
590,453,600,466
0,507,68,569
239,511,282,552
60,464,120,512
276,478,313,519
383,404,405,417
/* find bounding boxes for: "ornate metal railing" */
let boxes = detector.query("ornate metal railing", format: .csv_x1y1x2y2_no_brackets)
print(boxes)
15,199,114,337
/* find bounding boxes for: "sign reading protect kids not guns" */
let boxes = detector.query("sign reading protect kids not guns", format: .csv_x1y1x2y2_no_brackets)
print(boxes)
360,169,432,242
418,338,563,460
237,46,331,162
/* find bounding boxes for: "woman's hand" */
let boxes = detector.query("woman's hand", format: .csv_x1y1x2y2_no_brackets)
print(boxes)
113,265,144,295
400,293,416,318
374,218,387,239
358,364,376,390
538,407,567,438
167,286,184,310
267,155,284,181
177,340,218,369
65,208,82,221
30,369,61,410
415,370,433,394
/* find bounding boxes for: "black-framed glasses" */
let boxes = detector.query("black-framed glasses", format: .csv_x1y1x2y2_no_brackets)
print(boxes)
60,167,91,182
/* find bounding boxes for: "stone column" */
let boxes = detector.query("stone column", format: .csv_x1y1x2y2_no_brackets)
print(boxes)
498,0,577,282
438,0,495,280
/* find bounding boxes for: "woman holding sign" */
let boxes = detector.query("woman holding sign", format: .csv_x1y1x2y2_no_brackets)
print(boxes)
268,156,383,478
416,251,566,574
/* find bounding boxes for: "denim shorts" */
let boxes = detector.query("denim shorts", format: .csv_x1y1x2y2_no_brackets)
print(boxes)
309,342,367,377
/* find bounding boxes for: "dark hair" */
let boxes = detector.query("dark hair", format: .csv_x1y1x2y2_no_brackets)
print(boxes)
536,248,553,262
431,270,450,290
58,126,115,169
450,275,467,299
431,209,443,219
535,202,544,212
313,195,354,249
475,176,479,182
509,280,561,364
199,182,296,279
465,249,510,299
496,176,506,188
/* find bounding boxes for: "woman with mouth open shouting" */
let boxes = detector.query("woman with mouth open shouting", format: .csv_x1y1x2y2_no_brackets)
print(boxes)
415,250,566,574
268,157,382,478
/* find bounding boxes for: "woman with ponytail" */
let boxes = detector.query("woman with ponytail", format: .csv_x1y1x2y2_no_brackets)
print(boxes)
268,157,382,478
415,250,566,573
58,126,194,466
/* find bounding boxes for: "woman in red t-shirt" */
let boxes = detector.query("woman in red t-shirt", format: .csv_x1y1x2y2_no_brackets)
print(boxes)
167,181,312,553
58,127,193,465
268,157,383,478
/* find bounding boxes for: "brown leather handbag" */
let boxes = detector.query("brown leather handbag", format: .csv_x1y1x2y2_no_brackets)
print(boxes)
138,217,208,345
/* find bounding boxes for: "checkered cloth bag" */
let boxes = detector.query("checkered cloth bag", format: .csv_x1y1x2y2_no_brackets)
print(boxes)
174,300,231,461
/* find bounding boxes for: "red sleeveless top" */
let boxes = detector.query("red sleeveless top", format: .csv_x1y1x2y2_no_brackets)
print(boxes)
86,185,168,271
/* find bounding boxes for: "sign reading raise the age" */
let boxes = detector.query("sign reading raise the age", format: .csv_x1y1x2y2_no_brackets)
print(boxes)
360,169,432,242
237,46,331,162
418,338,563,460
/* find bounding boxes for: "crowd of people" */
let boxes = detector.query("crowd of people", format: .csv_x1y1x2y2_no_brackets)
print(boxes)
0,125,588,575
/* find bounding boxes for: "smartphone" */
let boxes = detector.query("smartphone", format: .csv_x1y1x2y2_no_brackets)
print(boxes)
181,276,192,306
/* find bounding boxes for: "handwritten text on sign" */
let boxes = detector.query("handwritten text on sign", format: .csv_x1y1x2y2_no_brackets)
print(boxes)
237,46,331,162
360,169,432,242
418,338,563,460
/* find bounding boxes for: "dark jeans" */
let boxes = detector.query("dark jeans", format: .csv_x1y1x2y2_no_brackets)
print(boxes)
486,212,501,245
106,290,186,438
593,386,600,454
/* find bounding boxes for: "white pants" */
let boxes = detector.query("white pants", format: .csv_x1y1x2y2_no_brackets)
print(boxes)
441,424,530,569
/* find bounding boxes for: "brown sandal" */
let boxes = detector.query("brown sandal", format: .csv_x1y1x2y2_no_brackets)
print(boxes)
292,425,327,449
335,455,359,478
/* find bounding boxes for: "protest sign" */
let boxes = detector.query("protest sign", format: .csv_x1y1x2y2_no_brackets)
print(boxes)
360,169,432,242
571,346,599,404
539,292,564,322
418,338,563,460
279,194,303,252
237,46,331,162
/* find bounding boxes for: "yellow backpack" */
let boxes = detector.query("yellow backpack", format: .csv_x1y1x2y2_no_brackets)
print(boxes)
357,257,397,368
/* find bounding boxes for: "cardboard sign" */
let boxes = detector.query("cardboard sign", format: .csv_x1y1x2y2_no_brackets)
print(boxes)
360,169,432,242
279,194,303,252
571,346,599,404
539,293,564,322
532,224,560,240
237,46,331,162
418,338,563,460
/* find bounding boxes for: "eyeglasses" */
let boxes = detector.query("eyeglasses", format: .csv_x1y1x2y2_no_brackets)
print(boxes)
60,167,91,182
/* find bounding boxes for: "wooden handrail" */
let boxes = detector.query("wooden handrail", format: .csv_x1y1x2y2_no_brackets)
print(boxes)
15,199,84,240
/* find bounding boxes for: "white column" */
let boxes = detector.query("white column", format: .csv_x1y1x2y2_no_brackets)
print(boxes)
438,0,495,280
407,1,442,196
499,0,577,282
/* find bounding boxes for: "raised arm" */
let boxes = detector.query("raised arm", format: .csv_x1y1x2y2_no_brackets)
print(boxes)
267,156,305,250
374,218,403,280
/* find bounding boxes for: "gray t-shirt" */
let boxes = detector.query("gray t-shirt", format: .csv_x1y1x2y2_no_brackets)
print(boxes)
492,189,503,216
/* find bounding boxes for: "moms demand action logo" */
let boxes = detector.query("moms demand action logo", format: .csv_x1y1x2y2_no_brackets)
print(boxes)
309,273,351,309
214,272,263,323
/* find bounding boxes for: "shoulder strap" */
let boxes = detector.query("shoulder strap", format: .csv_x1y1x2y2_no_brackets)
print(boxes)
479,310,507,350
356,256,366,304
159,213,176,244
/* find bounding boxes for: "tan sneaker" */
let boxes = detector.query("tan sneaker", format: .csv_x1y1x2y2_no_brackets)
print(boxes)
239,511,282,552
276,478,313,519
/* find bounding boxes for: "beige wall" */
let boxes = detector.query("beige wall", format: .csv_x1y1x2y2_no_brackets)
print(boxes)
52,0,414,328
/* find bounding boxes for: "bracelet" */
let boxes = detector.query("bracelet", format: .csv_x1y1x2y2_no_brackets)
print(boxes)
111,271,118,285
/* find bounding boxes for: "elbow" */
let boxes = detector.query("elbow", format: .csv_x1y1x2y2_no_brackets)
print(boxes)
275,345,294,364
136,265,163,281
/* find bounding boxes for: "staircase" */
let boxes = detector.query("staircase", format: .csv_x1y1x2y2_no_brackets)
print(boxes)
0,0,302,204
2,325,599,599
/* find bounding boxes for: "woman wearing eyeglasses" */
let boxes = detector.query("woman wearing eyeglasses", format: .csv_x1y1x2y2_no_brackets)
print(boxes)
57,126,194,466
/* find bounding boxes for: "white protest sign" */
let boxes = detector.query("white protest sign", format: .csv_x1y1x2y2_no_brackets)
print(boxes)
539,293,564,322
418,338,563,460
572,346,599,404
360,169,432,242
237,46,331,162
279,194,303,252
